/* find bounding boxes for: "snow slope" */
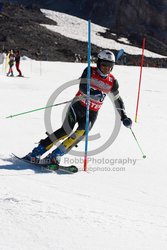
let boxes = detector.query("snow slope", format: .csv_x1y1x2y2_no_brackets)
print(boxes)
0,59,167,250
41,9,166,58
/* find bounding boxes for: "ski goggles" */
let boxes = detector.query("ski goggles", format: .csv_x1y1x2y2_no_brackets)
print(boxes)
100,60,115,67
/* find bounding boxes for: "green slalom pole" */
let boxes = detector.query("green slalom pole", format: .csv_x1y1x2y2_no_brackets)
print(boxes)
6,100,73,119
130,127,146,159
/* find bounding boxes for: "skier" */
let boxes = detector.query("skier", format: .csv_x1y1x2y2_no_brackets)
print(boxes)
24,50,132,164
15,50,23,77
7,50,15,77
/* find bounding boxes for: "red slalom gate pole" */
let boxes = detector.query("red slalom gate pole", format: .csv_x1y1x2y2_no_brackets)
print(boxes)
135,38,145,122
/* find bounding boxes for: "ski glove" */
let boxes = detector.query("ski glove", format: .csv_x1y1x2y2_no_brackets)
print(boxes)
122,116,132,128
90,88,103,100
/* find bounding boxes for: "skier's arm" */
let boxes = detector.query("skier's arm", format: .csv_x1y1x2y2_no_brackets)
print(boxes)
111,79,132,127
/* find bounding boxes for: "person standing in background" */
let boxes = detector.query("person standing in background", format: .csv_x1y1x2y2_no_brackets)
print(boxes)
15,50,23,77
7,50,15,77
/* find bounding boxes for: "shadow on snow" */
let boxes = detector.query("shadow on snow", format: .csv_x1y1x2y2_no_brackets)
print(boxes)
0,155,72,175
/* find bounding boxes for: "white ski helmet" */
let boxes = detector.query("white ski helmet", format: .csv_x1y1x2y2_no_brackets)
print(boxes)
97,50,115,70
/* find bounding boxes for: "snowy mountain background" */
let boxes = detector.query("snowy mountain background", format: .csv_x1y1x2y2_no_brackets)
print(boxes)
0,8,167,250
0,2,167,66
1,0,167,48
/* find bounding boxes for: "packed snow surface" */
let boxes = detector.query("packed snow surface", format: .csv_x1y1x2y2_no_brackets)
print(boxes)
0,58,167,250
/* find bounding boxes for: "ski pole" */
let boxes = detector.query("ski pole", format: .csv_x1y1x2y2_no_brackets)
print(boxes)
130,127,146,159
6,99,73,119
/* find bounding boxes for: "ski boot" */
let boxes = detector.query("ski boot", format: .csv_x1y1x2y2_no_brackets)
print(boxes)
44,146,66,165
23,144,46,163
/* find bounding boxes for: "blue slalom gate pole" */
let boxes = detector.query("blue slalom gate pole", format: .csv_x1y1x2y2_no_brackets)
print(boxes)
84,20,91,171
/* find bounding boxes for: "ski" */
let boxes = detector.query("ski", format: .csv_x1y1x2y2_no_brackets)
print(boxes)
12,154,78,174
